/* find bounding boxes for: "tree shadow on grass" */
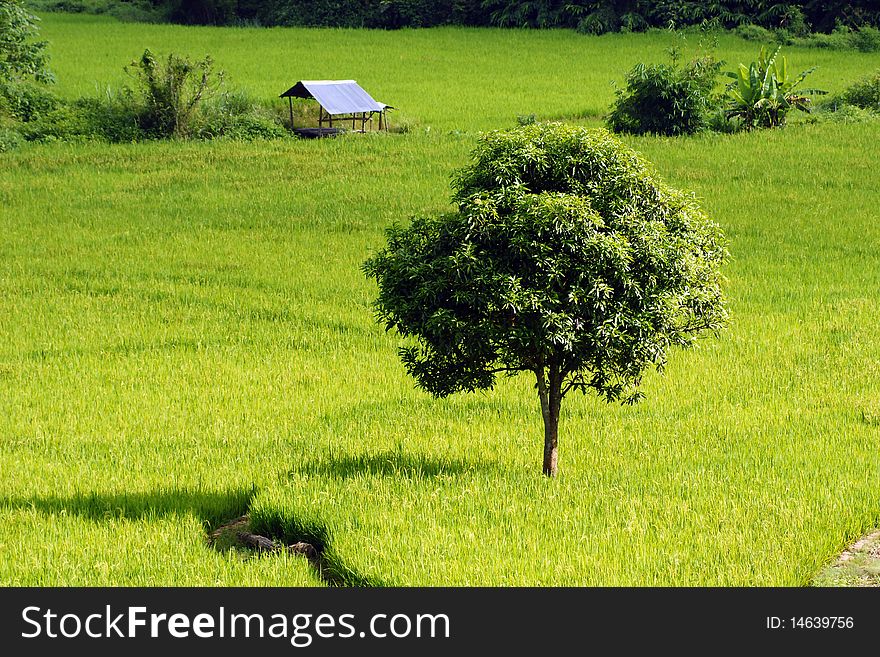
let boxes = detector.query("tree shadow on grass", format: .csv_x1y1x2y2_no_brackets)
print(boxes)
291,449,500,481
1,486,256,531
3,485,381,588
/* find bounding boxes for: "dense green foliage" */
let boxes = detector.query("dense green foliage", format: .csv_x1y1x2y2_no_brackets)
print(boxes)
364,124,727,475
607,56,722,135
7,44,287,144
2,14,880,585
737,22,880,52
18,87,286,143
832,68,880,111
126,49,221,138
25,0,880,32
1,0,53,83
0,0,56,120
725,45,824,128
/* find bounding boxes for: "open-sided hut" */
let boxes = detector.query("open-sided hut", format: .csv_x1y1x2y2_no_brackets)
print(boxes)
280,80,392,137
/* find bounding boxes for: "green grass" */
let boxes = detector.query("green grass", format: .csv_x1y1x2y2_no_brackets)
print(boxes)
36,13,880,132
1,14,879,586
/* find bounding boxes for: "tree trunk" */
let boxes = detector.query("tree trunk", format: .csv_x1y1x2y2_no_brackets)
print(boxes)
536,367,562,477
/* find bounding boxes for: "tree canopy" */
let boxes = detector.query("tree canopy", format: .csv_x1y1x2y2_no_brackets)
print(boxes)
364,123,727,476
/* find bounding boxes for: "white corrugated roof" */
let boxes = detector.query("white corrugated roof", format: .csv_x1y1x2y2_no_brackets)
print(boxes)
280,80,384,115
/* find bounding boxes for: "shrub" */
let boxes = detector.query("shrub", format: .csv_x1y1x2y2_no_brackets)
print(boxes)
772,5,811,38
168,0,238,25
848,25,880,52
125,49,222,139
783,25,880,52
0,79,59,121
735,24,774,42
818,104,879,124
195,91,287,140
0,126,23,152
21,93,144,143
22,85,287,144
607,55,722,136
576,8,619,35
705,105,739,133
829,69,880,111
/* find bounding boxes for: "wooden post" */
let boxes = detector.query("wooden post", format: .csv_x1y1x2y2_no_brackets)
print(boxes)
288,96,294,129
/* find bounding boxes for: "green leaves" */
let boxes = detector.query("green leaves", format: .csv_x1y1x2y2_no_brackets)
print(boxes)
607,54,723,137
364,123,728,404
0,0,53,85
0,0,55,122
724,46,826,129
124,49,223,138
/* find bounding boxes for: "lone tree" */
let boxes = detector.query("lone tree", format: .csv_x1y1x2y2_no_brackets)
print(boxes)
363,123,727,477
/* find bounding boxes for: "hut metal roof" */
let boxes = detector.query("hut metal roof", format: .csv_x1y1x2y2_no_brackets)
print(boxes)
280,80,384,115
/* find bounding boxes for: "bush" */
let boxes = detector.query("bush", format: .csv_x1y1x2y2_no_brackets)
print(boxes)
705,106,739,133
774,5,810,38
239,0,490,29
829,69,880,111
195,91,287,140
21,93,144,143
607,55,722,136
28,0,171,22
848,25,880,52
168,0,237,25
784,25,880,52
0,126,24,152
735,24,773,42
22,84,287,144
0,79,59,121
25,0,115,13
576,8,619,35
818,104,879,124
125,49,223,138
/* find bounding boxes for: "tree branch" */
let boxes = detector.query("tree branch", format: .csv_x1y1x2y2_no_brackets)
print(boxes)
489,366,522,375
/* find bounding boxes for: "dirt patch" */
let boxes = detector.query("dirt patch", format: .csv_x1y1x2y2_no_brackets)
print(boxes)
813,529,880,587
210,514,319,561
208,514,374,586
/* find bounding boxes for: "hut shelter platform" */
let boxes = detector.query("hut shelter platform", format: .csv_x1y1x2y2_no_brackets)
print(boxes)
280,80,392,135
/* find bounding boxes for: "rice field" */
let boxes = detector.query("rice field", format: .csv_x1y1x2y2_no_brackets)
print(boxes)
1,13,878,586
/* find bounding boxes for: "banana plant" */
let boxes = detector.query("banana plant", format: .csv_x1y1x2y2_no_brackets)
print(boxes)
725,46,826,129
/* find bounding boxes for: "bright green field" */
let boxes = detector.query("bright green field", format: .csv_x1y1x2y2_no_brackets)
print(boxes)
1,14,879,586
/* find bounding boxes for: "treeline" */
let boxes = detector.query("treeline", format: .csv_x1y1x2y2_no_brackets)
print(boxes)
29,1,880,33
